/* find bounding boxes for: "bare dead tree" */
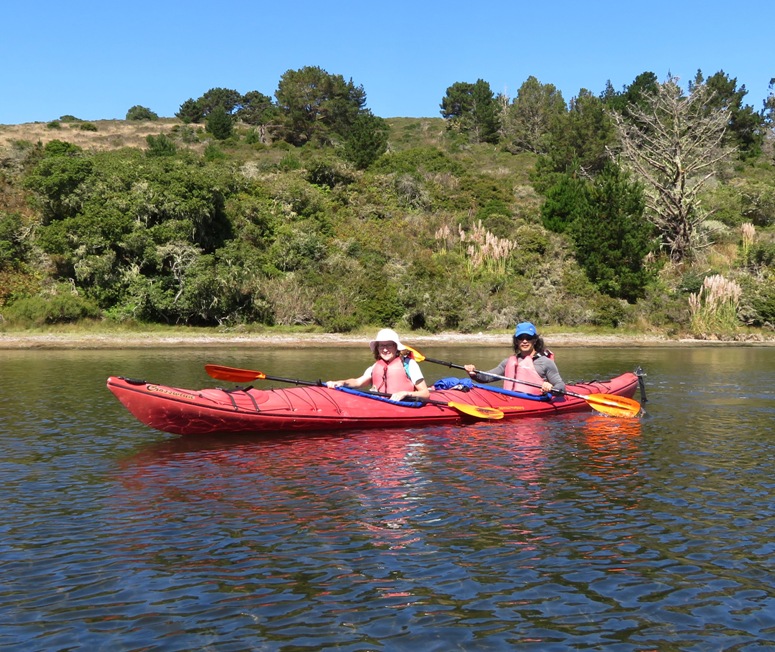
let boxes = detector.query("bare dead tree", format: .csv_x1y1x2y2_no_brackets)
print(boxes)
609,77,734,263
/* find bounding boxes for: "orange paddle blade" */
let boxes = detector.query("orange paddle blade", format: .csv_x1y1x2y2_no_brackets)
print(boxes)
205,364,266,382
582,393,641,418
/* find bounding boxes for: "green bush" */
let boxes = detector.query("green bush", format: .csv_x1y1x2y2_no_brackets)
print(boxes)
4,290,101,325
145,134,177,157
591,295,629,327
126,105,159,121
738,271,775,327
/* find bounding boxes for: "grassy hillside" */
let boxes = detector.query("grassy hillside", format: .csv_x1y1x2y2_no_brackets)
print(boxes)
1,115,773,340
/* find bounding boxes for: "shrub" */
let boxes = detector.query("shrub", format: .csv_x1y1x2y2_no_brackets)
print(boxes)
145,134,177,157
4,289,101,325
126,105,159,121
205,106,233,140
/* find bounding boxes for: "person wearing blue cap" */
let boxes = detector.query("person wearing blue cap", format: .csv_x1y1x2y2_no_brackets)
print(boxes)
463,322,565,396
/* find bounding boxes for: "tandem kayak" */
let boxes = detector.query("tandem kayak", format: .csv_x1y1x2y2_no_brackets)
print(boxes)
107,370,642,436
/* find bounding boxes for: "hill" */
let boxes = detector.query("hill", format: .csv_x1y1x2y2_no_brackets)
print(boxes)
0,113,773,341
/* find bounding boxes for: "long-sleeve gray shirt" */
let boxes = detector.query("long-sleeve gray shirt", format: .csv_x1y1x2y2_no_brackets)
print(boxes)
473,355,566,392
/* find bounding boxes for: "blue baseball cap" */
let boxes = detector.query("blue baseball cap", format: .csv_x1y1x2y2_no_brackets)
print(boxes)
514,322,537,338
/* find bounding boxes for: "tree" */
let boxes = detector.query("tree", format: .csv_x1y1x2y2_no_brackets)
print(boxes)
568,163,655,302
532,89,616,193
236,91,278,125
500,76,566,154
126,105,159,121
176,98,202,124
765,78,775,126
440,79,500,144
694,70,765,159
23,141,93,223
610,76,734,263
342,111,389,169
601,72,659,115
206,106,233,140
275,66,367,146
198,87,243,116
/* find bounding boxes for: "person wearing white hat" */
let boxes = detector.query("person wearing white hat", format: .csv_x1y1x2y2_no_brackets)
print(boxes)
463,321,565,396
326,328,430,402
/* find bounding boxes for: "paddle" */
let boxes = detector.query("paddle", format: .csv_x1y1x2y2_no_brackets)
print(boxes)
204,364,504,420
403,347,642,418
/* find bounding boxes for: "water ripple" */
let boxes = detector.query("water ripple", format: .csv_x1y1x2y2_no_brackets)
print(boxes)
2,349,774,650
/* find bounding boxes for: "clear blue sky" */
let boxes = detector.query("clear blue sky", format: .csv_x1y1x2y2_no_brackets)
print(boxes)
2,0,772,124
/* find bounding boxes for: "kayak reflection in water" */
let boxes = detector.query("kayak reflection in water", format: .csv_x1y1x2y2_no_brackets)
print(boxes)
326,328,431,403
464,321,565,396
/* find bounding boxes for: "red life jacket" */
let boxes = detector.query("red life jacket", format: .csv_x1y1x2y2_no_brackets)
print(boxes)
371,357,415,394
503,354,545,395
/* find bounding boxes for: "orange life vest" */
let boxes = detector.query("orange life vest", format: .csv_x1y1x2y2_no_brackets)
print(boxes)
371,357,415,394
503,354,545,395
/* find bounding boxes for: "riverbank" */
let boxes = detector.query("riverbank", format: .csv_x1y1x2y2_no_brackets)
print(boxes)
1,329,773,349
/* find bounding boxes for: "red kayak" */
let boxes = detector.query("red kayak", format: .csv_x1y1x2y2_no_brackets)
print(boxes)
107,371,642,436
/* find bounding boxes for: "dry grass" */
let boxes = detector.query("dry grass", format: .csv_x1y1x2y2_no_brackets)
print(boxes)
0,118,187,152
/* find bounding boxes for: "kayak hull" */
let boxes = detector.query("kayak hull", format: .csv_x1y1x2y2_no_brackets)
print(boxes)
107,372,641,436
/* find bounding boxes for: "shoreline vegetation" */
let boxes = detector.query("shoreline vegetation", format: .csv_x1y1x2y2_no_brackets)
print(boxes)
1,327,773,350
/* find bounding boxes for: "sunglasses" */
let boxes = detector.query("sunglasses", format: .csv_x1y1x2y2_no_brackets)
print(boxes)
516,335,536,342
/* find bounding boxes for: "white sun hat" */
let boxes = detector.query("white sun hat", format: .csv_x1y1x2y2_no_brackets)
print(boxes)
369,328,405,353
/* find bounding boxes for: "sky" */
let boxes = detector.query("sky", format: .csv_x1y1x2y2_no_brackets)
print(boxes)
1,0,772,125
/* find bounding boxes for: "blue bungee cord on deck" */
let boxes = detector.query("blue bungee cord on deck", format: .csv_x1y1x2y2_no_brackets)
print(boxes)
334,385,427,407
433,376,552,402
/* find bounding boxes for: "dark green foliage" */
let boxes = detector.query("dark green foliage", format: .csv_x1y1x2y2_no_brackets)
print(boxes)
4,288,101,325
204,143,227,161
440,79,500,144
696,70,765,160
571,164,656,302
126,105,159,121
502,76,567,154
24,144,94,222
0,212,25,269
541,173,589,234
177,98,202,124
145,134,177,157
275,66,366,146
79,122,98,132
206,106,233,140
533,90,615,191
199,88,243,115
545,164,656,302
237,91,278,125
745,241,775,271
601,71,659,114
43,140,82,156
343,112,389,169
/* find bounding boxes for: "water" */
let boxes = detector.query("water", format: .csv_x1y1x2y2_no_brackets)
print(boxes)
1,345,773,651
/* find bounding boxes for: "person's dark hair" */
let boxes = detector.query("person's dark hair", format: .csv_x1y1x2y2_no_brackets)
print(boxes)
513,335,546,355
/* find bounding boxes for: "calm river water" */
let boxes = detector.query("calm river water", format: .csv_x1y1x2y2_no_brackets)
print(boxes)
1,344,773,651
